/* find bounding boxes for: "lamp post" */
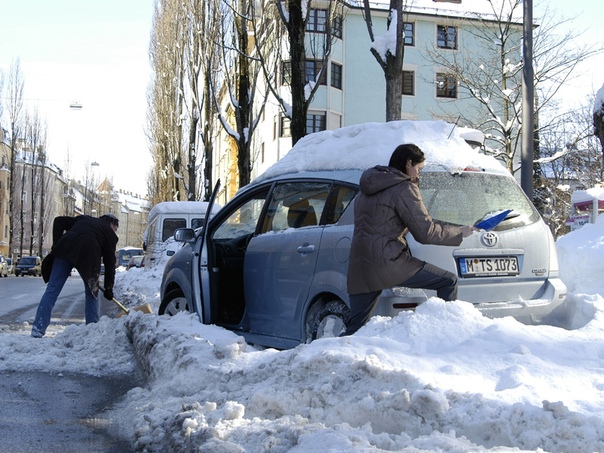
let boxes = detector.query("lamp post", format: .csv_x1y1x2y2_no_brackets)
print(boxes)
521,0,534,199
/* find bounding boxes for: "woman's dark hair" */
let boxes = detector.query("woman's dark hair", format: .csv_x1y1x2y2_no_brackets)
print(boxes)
388,144,425,174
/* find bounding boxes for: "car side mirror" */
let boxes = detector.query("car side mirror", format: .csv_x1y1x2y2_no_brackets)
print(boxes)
173,228,196,243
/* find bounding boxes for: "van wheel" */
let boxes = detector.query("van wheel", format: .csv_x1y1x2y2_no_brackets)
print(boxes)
159,289,192,316
306,300,350,341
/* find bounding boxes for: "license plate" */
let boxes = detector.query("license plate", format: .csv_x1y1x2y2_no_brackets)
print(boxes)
459,256,519,277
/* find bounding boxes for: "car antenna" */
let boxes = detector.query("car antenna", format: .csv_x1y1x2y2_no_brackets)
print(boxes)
447,116,462,139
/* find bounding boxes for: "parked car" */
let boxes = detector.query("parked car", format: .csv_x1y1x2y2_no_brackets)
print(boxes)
15,256,42,277
6,258,15,275
0,255,8,277
159,121,567,350
127,255,145,270
116,247,144,268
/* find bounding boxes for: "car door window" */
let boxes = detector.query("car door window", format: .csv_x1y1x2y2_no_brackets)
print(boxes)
260,182,331,234
213,192,268,240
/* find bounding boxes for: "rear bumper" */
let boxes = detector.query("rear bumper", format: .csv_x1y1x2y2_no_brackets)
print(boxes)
375,278,567,324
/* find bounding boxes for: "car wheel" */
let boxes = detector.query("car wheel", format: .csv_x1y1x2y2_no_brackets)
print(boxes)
306,299,350,341
159,289,192,316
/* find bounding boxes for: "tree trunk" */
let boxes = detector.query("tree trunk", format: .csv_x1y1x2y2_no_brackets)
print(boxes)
288,0,308,145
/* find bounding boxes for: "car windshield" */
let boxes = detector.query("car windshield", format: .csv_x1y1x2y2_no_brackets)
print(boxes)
420,172,540,229
20,257,36,265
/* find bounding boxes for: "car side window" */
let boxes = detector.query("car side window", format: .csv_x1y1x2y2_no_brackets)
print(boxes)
213,189,270,240
261,182,331,233
324,184,357,225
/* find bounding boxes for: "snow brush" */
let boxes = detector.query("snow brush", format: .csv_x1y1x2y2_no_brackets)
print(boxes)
100,286,153,317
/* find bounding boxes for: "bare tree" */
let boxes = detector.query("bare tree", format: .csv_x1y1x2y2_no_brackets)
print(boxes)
423,0,602,176
6,59,25,261
147,0,187,204
536,98,603,236
23,108,47,255
261,0,341,145
213,0,270,188
184,0,220,201
362,0,406,121
593,84,604,167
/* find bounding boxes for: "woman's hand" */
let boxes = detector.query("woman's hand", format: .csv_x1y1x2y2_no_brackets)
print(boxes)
461,225,478,238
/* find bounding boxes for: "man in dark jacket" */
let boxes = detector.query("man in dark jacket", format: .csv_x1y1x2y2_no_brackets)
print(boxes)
345,144,476,335
31,214,119,338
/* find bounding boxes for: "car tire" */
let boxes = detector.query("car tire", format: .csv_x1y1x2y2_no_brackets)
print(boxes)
306,299,350,341
159,289,192,316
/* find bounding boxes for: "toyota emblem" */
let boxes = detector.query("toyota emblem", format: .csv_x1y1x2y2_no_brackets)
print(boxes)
481,231,499,247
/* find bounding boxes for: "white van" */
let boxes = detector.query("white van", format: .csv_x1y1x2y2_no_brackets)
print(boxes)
143,201,221,268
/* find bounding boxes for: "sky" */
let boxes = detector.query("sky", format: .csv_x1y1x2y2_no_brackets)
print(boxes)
1,0,603,197
0,0,154,195
1,121,604,451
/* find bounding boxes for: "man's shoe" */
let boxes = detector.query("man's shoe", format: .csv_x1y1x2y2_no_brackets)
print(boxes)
31,328,44,338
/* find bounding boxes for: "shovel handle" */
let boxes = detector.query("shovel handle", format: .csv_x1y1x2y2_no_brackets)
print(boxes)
100,286,130,314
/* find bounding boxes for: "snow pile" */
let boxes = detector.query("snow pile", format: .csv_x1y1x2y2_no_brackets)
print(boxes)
557,214,604,296
112,298,604,452
0,315,136,376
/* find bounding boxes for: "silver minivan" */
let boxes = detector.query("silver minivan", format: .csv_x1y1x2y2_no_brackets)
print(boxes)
159,167,566,349
159,120,567,349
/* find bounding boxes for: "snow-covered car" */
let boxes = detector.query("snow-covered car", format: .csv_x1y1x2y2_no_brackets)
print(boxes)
159,121,567,349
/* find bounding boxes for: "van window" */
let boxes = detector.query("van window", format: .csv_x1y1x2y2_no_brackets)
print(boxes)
162,218,186,241
191,218,204,229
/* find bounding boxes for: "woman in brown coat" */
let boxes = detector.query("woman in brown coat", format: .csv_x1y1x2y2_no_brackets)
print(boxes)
345,144,476,335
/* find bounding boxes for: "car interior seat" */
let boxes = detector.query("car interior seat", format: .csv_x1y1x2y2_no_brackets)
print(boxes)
287,199,317,228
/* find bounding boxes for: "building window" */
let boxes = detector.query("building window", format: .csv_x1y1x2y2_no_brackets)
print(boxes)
331,62,342,89
280,116,291,137
306,113,326,134
437,25,457,49
404,22,414,46
402,70,415,96
261,142,265,163
332,15,343,39
281,60,292,85
307,9,327,33
436,73,457,98
306,60,326,85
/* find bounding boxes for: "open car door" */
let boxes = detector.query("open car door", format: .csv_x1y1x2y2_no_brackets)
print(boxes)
192,180,221,323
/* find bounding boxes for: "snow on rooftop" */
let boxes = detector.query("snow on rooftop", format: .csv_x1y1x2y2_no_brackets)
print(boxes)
253,120,508,185
571,186,604,204
348,0,521,22
147,201,221,219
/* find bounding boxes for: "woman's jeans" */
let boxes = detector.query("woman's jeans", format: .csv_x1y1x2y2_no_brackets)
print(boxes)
344,262,458,336
32,256,100,337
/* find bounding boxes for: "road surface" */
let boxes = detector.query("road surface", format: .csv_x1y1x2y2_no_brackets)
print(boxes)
0,275,140,452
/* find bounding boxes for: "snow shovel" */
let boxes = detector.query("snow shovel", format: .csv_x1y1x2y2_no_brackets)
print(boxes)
100,286,153,317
